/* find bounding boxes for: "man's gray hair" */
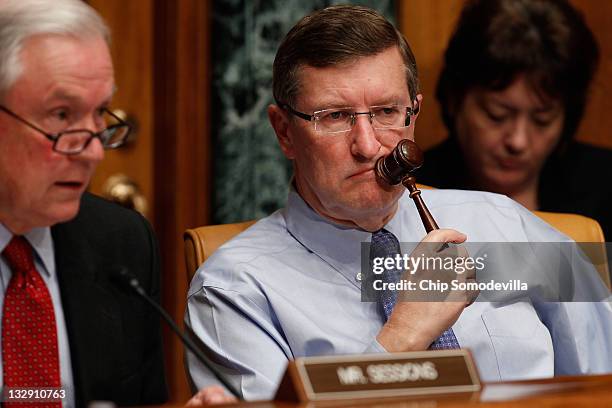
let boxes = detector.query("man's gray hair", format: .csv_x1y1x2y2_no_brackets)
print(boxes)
0,0,110,94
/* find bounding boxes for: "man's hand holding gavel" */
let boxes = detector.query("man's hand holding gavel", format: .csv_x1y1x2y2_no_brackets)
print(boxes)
376,228,477,352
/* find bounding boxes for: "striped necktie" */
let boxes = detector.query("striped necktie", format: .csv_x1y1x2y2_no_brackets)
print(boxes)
370,229,460,350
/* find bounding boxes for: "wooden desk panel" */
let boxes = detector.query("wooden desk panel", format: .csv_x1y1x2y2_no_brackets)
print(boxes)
158,374,612,407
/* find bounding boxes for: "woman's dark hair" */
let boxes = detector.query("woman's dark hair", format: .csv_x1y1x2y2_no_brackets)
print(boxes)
436,0,599,145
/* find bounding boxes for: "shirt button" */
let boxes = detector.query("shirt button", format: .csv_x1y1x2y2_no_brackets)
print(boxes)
356,272,362,282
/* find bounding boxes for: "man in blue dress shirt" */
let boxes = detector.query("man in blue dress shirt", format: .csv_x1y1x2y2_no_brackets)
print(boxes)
185,5,611,402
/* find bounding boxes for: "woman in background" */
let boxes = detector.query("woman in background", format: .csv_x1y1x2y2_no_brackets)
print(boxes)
418,0,612,239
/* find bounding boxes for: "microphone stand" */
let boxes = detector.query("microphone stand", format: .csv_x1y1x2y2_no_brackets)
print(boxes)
112,267,242,399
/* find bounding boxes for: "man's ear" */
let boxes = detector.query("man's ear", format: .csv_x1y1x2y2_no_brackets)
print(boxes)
405,94,424,142
407,94,423,131
268,104,295,160
413,94,423,120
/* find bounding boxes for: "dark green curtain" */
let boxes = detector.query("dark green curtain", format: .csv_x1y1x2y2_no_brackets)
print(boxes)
212,0,395,223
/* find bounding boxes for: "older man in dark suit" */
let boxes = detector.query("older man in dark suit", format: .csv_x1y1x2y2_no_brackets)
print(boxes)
0,0,167,405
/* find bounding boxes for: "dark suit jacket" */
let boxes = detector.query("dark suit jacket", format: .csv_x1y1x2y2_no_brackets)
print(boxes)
51,193,168,406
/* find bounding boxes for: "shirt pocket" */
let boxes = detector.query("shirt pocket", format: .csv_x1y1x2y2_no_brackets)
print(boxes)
481,300,554,379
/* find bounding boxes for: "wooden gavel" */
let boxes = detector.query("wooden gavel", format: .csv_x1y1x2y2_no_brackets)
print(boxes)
375,139,439,233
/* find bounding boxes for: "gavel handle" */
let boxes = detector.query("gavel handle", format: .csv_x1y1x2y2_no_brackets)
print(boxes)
401,175,439,233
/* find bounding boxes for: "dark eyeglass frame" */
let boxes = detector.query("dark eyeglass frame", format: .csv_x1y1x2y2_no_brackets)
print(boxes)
0,105,131,155
276,99,421,131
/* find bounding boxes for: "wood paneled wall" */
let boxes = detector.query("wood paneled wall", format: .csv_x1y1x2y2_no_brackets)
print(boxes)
88,0,155,217
398,0,612,151
153,0,212,402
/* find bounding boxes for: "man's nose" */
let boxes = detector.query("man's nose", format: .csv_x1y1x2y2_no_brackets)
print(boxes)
72,114,105,162
75,135,105,164
79,114,106,134
350,114,381,161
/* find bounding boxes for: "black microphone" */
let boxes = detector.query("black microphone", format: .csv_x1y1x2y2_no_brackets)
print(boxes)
111,266,242,399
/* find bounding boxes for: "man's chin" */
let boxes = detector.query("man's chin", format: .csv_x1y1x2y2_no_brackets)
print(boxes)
344,187,402,212
374,177,400,192
46,201,82,225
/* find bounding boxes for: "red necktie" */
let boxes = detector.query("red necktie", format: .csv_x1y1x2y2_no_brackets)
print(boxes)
2,236,61,407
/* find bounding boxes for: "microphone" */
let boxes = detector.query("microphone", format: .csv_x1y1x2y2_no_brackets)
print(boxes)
111,266,242,399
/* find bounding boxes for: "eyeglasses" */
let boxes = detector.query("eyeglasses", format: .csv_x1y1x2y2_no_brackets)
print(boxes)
0,105,131,155
278,101,420,134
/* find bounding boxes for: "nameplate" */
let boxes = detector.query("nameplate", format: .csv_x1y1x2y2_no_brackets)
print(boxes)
275,349,480,402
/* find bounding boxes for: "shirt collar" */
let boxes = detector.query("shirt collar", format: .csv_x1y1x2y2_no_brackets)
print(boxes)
283,188,420,288
0,223,55,278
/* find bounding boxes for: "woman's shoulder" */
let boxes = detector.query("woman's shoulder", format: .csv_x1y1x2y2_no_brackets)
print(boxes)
568,141,612,164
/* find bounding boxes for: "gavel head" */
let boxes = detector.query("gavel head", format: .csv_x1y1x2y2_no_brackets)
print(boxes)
375,139,424,185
